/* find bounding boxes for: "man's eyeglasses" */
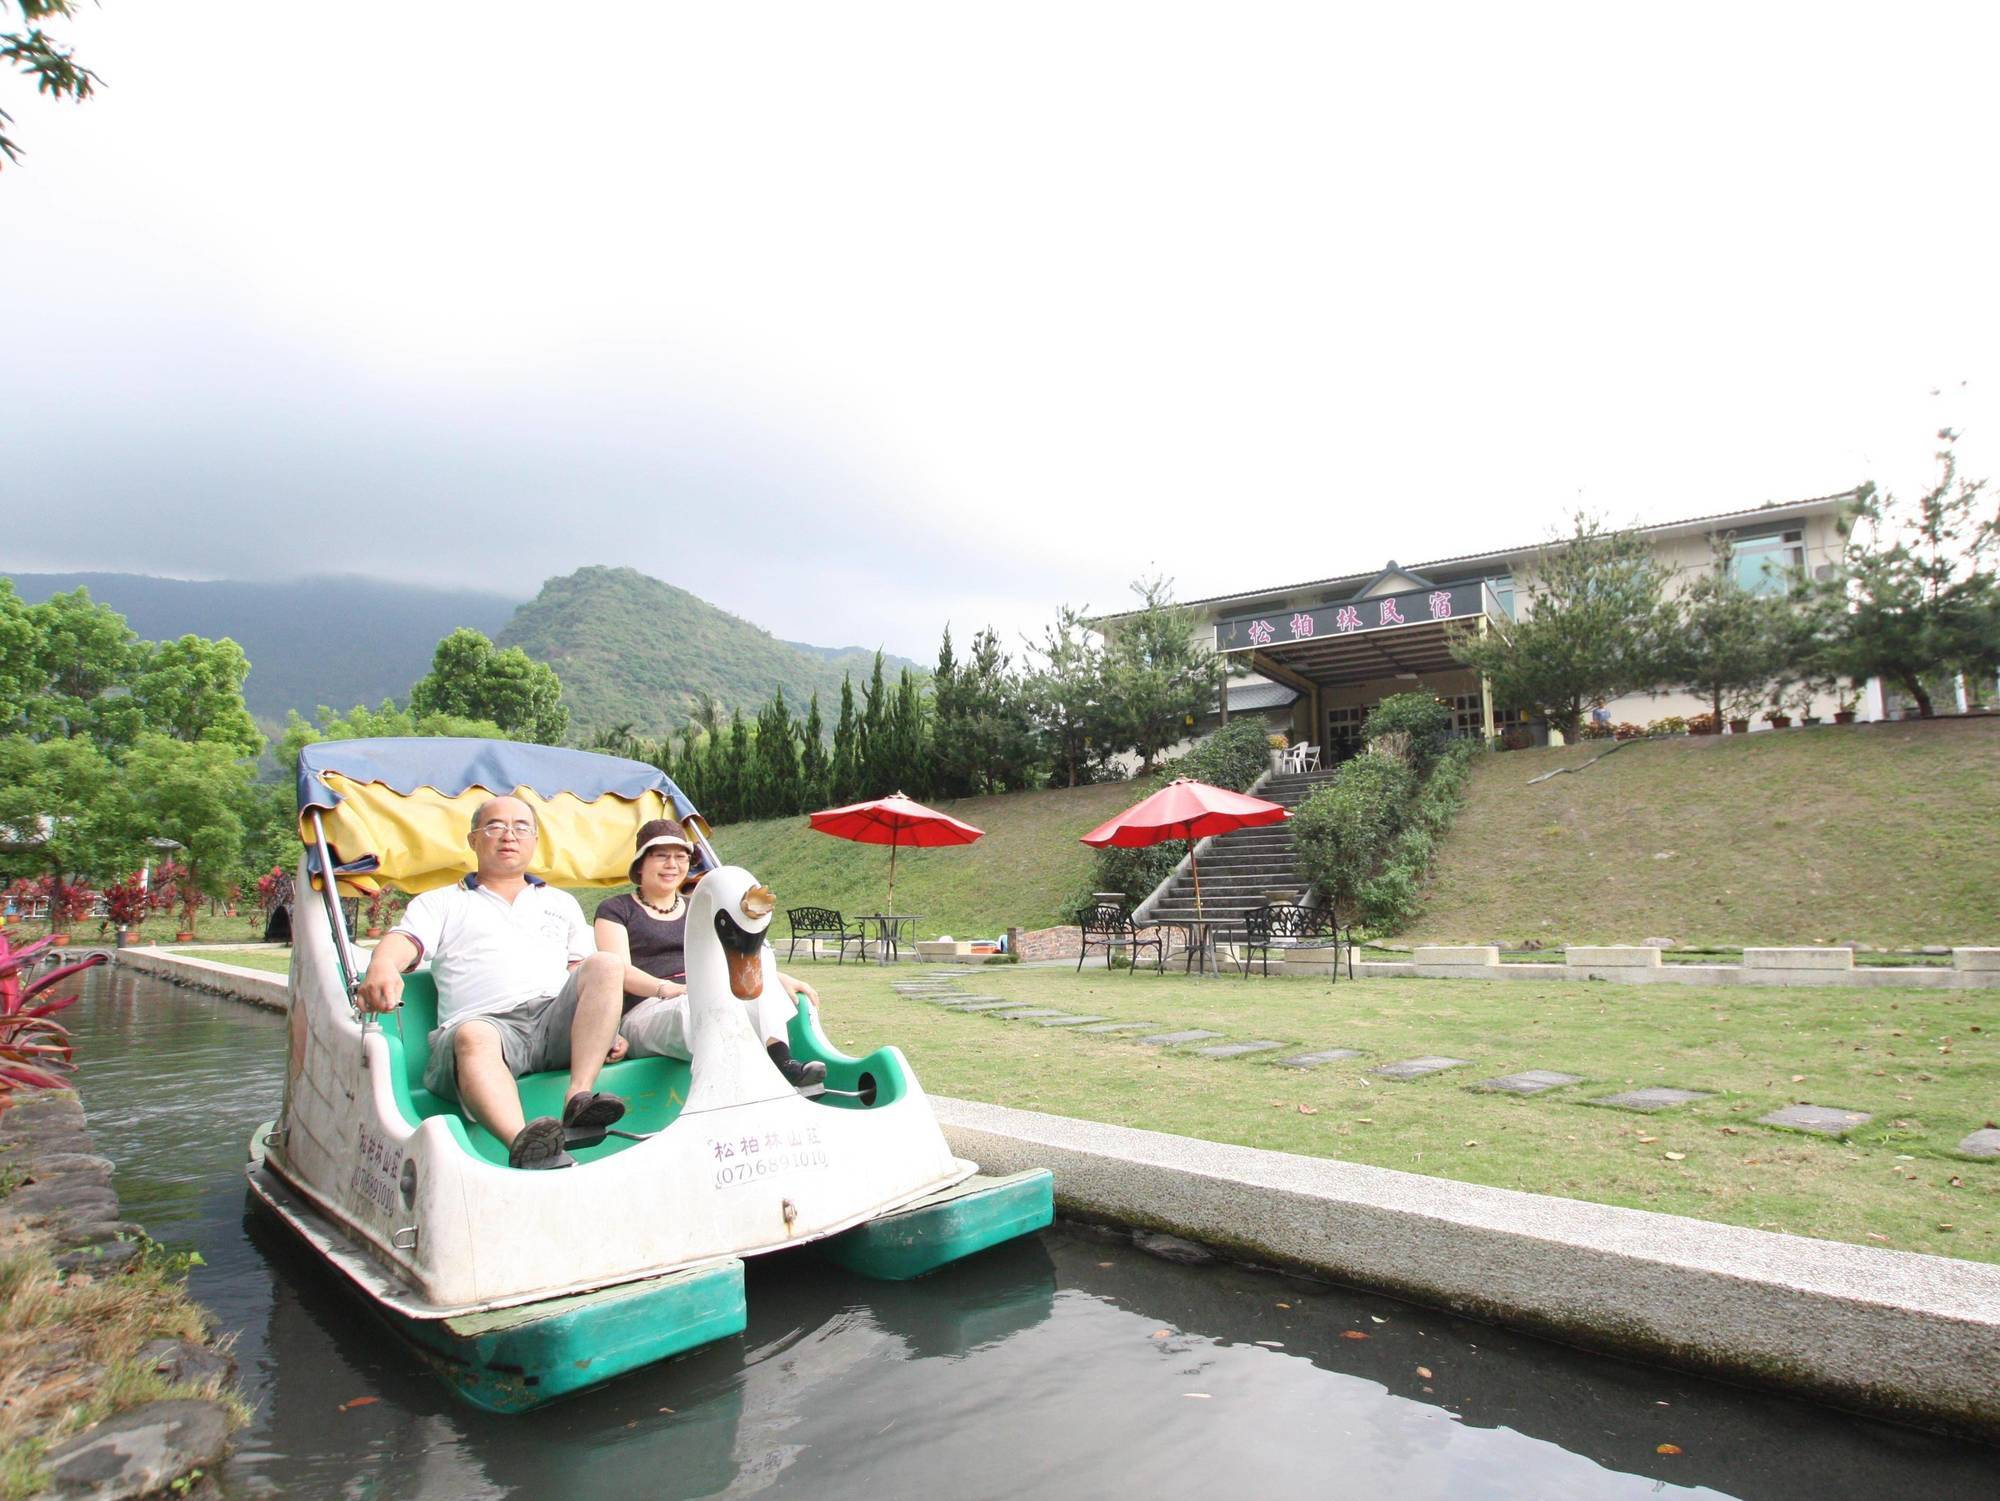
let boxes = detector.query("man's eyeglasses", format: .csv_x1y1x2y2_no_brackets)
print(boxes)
476,820,537,839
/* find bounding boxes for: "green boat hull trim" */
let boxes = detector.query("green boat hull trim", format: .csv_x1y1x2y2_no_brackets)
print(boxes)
405,1260,748,1414
816,1170,1055,1281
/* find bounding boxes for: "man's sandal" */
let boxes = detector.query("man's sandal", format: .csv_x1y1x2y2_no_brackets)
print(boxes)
508,1116,574,1170
561,1091,627,1131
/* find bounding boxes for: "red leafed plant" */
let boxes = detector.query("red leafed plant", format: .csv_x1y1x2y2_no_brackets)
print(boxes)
100,872,159,930
154,859,203,933
0,929,107,1111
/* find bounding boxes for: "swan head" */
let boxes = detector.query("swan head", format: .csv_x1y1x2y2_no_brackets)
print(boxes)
692,866,778,999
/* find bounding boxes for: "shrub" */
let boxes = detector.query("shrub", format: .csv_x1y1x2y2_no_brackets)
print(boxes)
1365,693,1454,775
1645,715,1688,736
1686,711,1719,735
1611,722,1646,741
1357,740,1477,931
1577,720,1614,740
1292,751,1417,919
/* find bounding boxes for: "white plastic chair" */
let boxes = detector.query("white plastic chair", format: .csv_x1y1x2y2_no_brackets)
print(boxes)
1293,743,1321,771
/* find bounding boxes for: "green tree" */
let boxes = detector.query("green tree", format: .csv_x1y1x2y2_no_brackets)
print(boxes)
409,628,570,745
1102,577,1217,773
858,652,889,794
1669,546,1790,727
275,700,513,773
751,688,800,818
1022,604,1113,788
955,627,1037,794
798,691,828,811
130,633,264,756
885,667,929,797
928,626,970,799
1,2,99,168
1449,514,1675,741
22,587,141,744
829,675,860,804
0,578,37,728
1809,433,1999,717
122,735,254,927
0,736,136,894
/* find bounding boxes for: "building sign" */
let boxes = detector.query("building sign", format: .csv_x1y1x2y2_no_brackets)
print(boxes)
1215,582,1487,653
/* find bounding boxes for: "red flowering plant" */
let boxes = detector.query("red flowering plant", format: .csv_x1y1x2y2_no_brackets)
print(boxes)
155,859,204,934
0,929,107,1111
363,885,402,932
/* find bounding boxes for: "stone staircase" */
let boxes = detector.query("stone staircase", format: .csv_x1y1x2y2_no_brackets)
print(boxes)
1142,768,1342,941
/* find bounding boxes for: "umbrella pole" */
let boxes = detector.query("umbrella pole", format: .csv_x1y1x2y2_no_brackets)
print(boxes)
1189,835,1206,975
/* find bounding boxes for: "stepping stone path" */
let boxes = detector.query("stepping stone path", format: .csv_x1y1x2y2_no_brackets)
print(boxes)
1958,1129,2000,1158
1589,1087,1712,1112
1279,1049,1364,1069
1472,1070,1583,1096
1759,1104,1872,1136
1372,1056,1469,1081
892,979,1996,1151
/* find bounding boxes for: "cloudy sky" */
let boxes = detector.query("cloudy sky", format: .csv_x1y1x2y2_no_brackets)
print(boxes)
4,2,1996,659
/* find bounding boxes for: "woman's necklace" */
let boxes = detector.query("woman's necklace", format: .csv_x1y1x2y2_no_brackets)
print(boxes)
636,891,684,921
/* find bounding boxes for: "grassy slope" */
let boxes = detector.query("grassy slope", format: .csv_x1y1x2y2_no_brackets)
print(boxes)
694,781,1142,939
1402,719,2000,947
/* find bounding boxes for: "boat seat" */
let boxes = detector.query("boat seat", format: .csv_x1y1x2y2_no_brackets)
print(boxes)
377,971,907,1168
379,971,697,1167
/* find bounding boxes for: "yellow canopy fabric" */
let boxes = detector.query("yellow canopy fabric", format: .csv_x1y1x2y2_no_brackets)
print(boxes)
307,776,704,895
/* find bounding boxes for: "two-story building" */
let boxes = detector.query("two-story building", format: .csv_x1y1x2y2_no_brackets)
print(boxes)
1101,491,1864,760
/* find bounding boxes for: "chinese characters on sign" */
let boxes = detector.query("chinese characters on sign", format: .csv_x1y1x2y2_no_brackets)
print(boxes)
706,1127,830,1188
1214,581,1485,652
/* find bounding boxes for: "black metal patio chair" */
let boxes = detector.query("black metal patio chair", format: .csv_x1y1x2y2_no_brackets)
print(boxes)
1075,902,1166,975
1239,902,1356,981
786,907,868,964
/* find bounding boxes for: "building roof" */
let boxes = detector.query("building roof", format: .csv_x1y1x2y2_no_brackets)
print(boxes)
1097,489,1861,625
1215,680,1299,712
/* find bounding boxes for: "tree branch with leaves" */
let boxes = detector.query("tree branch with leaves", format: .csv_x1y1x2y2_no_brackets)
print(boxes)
2,1,100,168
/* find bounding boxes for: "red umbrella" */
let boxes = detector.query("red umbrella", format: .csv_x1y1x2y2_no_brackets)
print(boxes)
807,792,985,910
1079,778,1288,921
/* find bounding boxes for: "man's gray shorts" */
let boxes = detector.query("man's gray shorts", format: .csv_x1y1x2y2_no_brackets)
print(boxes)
423,969,588,1102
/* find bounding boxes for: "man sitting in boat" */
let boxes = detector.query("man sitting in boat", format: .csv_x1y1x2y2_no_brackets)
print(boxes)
595,819,828,1088
356,795,629,1171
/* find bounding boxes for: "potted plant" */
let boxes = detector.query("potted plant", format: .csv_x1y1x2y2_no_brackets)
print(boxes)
1686,711,1720,736
1762,681,1793,729
1267,733,1289,773
363,885,399,939
159,859,203,943
102,873,151,948
1789,683,1819,727
1724,688,1760,735
1831,685,1860,725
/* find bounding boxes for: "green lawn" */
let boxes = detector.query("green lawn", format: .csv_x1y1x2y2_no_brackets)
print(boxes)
788,963,2000,1265
1404,718,2000,948
672,781,1144,939
193,947,293,973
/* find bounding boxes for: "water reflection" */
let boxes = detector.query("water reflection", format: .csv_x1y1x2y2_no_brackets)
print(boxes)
69,969,2000,1500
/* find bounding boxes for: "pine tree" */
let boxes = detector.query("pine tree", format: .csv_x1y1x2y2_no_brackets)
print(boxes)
888,668,928,797
799,691,829,811
830,675,860,804
929,626,969,798
753,688,801,817
859,651,889,795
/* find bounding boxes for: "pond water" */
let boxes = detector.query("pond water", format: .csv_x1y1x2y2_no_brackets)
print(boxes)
70,967,1999,1499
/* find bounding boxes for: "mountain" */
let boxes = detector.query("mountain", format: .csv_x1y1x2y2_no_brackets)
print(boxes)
3,572,520,722
496,566,922,738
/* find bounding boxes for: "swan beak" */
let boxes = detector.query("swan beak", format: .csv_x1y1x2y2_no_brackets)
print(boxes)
741,885,776,921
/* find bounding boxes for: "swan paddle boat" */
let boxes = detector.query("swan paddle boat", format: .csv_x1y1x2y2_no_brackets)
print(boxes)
246,737,1052,1412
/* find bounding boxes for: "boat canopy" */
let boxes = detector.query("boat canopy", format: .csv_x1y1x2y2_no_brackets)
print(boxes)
296,737,706,894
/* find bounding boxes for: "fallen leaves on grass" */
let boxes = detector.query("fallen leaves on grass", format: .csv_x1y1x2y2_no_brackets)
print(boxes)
1664,1152,1686,1161
1298,1104,1319,1115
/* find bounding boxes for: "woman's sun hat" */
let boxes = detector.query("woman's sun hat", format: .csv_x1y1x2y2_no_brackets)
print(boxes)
629,819,694,883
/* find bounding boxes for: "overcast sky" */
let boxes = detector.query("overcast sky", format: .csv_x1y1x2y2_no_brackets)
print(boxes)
3,2,1995,660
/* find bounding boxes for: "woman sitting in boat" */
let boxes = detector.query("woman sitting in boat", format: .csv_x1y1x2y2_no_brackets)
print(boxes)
596,820,827,1088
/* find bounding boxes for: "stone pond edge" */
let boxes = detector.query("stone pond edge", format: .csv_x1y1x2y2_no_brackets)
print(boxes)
932,1095,2000,1443
117,948,2000,1443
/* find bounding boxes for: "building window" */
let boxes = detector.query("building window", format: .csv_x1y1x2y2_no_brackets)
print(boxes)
1484,575,1514,615
1728,530,1805,596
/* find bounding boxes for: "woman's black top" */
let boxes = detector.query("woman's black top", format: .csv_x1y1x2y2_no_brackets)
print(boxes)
596,892,687,1012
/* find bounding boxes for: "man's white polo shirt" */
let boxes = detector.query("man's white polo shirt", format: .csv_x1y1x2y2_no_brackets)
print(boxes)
391,875,593,1028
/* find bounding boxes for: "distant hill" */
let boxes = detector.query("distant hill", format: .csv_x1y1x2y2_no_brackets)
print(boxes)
3,572,519,722
496,566,922,738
